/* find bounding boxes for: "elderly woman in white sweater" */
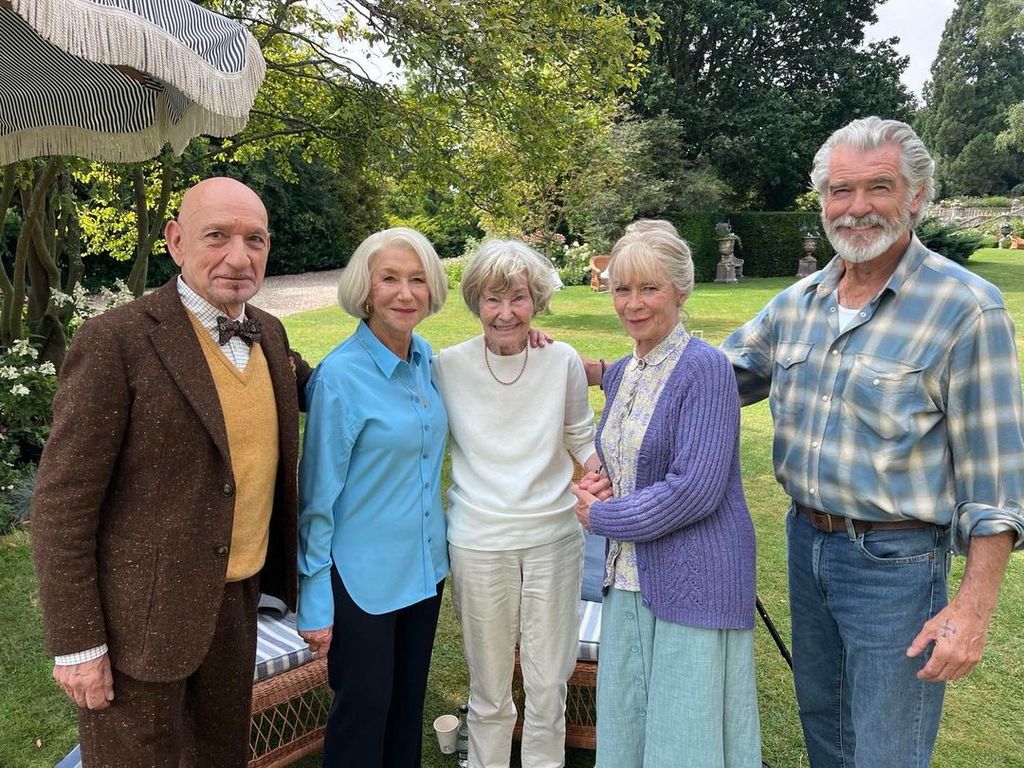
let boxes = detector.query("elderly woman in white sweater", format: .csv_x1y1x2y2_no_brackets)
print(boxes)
433,240,600,768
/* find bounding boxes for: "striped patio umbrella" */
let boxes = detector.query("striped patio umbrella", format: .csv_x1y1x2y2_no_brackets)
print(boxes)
0,0,265,164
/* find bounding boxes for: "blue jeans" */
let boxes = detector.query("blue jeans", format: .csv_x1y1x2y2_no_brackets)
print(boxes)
787,507,950,767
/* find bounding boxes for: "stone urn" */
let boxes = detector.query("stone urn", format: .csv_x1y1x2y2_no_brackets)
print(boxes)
715,237,738,283
796,235,819,278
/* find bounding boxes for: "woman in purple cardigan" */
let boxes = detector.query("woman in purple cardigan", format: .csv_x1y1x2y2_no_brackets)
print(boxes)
572,220,761,768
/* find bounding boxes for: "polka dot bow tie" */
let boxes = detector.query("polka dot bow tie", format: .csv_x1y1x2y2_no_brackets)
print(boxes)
216,316,262,346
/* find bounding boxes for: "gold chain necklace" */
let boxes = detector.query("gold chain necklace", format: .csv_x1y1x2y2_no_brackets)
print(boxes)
397,372,428,407
484,342,529,385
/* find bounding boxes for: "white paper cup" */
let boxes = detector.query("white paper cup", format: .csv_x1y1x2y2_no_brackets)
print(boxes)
433,714,459,754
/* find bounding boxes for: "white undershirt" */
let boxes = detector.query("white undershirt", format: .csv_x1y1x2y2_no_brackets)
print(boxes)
837,304,860,334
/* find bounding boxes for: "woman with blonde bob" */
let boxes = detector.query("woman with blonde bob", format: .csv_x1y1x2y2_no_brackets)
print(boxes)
297,227,450,768
572,220,761,767
432,239,601,768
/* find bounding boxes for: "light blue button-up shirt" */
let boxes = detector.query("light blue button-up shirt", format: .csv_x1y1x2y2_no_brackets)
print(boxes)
297,321,449,629
722,235,1024,553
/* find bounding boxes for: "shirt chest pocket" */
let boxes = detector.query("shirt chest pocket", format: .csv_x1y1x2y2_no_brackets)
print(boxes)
771,341,813,410
842,354,933,440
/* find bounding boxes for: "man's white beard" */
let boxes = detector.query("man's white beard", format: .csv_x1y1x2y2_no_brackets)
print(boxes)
823,207,912,264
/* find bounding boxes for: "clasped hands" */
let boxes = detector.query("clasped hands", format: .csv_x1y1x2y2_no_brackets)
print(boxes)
571,468,613,530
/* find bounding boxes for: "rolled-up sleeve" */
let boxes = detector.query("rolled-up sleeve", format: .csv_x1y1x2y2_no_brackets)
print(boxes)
946,307,1024,552
297,375,356,630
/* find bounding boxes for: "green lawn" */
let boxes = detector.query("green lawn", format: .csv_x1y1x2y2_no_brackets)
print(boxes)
4,248,1024,767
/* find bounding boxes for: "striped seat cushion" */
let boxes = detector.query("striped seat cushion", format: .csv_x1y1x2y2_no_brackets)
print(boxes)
253,609,314,682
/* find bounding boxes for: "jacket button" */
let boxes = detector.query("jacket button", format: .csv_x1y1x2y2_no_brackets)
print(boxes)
222,483,234,497
214,544,229,555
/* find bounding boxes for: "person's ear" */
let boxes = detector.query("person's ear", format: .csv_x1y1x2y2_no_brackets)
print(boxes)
164,219,184,267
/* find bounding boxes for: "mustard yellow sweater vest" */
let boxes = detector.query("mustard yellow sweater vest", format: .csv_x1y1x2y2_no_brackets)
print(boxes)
188,313,279,582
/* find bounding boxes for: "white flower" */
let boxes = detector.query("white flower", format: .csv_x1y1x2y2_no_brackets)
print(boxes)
38,362,57,376
0,366,18,380
10,339,38,360
9,384,30,396
51,290,73,308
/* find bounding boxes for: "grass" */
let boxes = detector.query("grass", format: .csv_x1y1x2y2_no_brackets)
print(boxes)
4,248,1024,767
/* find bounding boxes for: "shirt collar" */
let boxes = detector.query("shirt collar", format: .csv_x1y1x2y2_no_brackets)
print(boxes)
176,276,246,329
632,321,689,369
355,320,421,377
811,233,928,303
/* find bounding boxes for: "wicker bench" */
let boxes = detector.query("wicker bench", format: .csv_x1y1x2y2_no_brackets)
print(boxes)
248,607,332,767
249,654,331,767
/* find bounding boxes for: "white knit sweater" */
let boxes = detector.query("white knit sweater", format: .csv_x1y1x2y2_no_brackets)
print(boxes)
433,337,597,551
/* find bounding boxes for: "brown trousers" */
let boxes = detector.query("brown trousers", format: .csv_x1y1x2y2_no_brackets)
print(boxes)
77,577,260,768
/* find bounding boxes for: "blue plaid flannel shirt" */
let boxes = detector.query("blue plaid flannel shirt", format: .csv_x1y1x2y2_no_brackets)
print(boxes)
722,235,1024,553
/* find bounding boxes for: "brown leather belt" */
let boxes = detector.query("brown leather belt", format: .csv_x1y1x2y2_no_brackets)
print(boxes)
794,502,936,535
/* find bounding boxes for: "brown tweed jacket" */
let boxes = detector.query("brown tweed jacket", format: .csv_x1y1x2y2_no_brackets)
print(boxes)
31,280,310,683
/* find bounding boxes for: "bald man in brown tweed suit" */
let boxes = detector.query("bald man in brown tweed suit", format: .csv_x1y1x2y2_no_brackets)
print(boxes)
31,178,311,767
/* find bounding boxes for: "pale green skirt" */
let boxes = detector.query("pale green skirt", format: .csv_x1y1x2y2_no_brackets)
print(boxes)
595,588,762,768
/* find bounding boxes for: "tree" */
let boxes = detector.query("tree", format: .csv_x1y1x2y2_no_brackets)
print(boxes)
3,0,652,360
75,153,178,297
981,0,1024,156
565,112,730,250
918,0,1024,196
0,160,84,366
215,0,652,237
619,0,914,210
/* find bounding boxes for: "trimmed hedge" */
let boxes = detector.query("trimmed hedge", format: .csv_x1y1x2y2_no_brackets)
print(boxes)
666,211,835,282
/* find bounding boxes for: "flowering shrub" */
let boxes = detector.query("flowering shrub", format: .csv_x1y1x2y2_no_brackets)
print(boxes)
0,339,58,483
1,280,134,529
51,279,135,334
558,241,597,286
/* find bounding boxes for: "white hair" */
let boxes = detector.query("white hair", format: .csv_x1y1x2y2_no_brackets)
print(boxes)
460,239,555,317
810,116,935,228
608,221,694,296
336,227,447,320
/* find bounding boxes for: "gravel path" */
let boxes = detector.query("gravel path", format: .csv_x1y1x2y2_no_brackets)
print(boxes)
250,268,344,317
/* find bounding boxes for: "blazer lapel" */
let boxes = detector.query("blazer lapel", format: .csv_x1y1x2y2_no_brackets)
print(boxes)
146,281,231,462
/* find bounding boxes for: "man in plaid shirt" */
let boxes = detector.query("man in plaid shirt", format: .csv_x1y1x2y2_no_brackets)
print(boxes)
723,117,1024,767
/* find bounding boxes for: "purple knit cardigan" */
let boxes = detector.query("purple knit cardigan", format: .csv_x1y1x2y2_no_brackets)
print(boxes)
590,338,756,630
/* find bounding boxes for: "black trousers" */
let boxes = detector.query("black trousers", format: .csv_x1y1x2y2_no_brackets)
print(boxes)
78,576,260,768
323,566,444,768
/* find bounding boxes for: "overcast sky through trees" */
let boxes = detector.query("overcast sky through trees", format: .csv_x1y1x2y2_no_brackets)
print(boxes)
324,0,957,100
866,0,957,98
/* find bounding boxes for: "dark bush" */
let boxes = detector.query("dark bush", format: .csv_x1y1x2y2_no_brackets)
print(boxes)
914,217,988,264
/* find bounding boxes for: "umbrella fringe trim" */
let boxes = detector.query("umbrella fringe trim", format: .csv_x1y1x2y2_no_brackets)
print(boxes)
11,0,265,118
0,103,249,165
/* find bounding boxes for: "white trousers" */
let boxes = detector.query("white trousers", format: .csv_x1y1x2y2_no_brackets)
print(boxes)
449,530,584,768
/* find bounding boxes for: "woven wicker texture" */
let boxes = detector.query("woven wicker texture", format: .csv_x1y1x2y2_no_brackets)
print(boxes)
249,657,332,767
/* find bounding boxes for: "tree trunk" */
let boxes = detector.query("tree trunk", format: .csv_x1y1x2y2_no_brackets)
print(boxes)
6,160,61,358
127,154,176,297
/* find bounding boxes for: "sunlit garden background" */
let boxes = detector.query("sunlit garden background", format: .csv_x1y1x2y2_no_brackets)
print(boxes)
3,0,1024,765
